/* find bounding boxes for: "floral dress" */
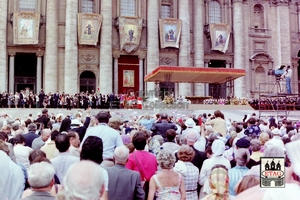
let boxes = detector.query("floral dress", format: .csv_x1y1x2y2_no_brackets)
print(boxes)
153,173,182,200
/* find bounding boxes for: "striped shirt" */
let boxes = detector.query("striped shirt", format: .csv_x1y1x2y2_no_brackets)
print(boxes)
228,165,249,196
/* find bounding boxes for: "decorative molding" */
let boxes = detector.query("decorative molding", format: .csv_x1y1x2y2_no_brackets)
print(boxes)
254,40,267,52
271,0,290,5
81,54,96,62
250,52,274,62
160,57,175,65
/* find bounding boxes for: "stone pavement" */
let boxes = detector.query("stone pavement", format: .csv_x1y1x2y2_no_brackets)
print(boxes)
1,104,300,122
0,104,258,122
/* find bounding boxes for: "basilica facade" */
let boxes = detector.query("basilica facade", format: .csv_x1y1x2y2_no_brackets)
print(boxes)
0,0,299,98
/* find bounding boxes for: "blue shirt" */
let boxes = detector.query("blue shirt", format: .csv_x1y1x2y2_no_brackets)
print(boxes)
228,165,249,196
80,124,123,159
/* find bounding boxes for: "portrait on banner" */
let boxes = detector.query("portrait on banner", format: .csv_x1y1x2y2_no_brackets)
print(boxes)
13,12,40,44
78,13,103,45
123,70,134,87
159,18,182,48
119,17,143,53
209,24,231,53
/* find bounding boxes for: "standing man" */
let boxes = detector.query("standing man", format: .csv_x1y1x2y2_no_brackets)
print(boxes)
35,108,50,128
32,129,51,150
22,123,39,148
38,89,45,108
106,146,145,200
80,111,123,167
22,162,55,200
282,65,292,94
53,91,60,108
51,134,80,183
151,113,177,141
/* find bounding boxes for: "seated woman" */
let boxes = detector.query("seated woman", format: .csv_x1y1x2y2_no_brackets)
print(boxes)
148,150,186,200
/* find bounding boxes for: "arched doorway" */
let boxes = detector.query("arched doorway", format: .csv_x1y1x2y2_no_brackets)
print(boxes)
80,71,96,93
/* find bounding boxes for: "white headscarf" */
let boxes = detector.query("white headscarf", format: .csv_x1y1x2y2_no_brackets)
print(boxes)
285,140,300,177
211,139,225,157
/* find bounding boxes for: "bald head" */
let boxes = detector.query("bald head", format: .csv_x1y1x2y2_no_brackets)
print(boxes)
63,161,105,200
185,129,198,145
114,145,129,164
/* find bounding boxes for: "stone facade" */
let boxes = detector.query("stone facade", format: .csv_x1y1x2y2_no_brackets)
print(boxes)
1,0,299,98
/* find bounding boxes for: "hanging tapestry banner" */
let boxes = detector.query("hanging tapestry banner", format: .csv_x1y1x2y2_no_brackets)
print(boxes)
159,18,182,49
119,16,143,53
78,13,103,45
209,24,231,53
13,12,40,44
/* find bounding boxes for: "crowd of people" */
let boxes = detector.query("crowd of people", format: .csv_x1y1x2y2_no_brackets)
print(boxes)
0,89,124,110
1,108,300,200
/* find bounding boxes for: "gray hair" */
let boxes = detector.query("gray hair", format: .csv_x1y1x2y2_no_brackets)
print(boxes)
263,139,285,157
114,145,129,163
208,132,218,143
235,148,250,166
41,128,51,135
28,123,37,132
63,161,105,200
250,139,261,152
153,135,164,146
157,150,176,169
28,162,55,188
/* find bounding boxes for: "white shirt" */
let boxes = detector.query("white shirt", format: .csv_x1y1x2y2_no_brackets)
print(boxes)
283,68,292,78
14,144,33,170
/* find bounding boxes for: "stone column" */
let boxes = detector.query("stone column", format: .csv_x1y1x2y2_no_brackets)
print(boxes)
9,54,15,93
146,0,159,91
204,60,209,96
233,0,245,97
36,55,42,94
113,54,119,94
178,0,191,97
0,0,7,92
45,0,58,93
64,0,78,94
100,0,112,94
277,2,291,65
194,0,205,96
139,56,144,92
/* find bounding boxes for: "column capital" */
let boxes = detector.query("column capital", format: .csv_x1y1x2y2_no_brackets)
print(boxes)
138,53,146,60
204,59,210,63
9,52,16,57
113,53,120,59
36,49,44,57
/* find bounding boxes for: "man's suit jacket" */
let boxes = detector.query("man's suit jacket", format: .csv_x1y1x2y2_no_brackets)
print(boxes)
23,132,39,147
21,191,55,200
151,120,177,140
106,164,145,200
35,115,50,129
